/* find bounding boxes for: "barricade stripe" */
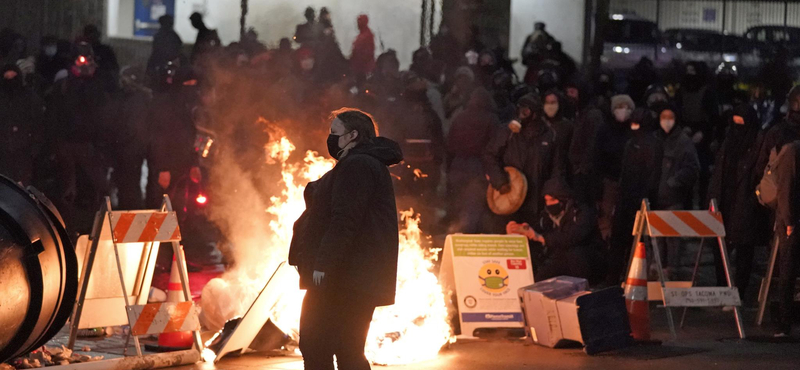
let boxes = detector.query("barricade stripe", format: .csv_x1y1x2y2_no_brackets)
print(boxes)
138,213,167,242
698,212,726,236
131,303,161,335
658,211,699,236
626,277,647,287
162,302,193,333
122,214,151,243
112,213,136,243
154,213,179,241
673,211,716,236
171,225,182,241
646,212,680,237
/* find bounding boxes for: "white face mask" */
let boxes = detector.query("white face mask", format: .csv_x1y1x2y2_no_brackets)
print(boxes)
300,58,315,71
544,103,559,118
614,108,631,122
660,119,675,133
44,46,57,57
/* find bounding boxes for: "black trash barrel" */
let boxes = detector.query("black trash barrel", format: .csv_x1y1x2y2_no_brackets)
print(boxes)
0,176,78,362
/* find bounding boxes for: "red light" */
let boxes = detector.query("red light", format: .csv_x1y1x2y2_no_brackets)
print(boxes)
79,56,86,63
196,194,208,205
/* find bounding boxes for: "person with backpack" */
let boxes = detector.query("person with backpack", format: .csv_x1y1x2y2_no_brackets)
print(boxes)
765,87,800,337
707,104,767,300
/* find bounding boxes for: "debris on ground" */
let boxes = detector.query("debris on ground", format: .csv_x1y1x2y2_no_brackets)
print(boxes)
9,346,103,368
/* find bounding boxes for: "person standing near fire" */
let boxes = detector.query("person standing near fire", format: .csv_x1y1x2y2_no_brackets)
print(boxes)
289,108,403,369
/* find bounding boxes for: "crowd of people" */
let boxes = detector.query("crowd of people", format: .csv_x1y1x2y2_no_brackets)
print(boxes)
1,9,798,336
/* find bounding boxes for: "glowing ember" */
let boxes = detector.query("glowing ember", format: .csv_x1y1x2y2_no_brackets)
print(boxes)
203,118,453,364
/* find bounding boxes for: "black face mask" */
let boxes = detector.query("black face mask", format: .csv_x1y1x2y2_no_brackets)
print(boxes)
327,132,354,160
789,110,800,126
546,202,565,216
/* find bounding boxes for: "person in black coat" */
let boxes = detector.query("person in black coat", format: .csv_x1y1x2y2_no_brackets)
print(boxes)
771,87,800,337
446,88,499,234
607,108,663,284
507,177,605,284
595,94,634,240
653,102,700,277
542,89,576,182
484,93,561,228
707,104,766,299
0,64,44,185
147,15,184,83
289,108,402,370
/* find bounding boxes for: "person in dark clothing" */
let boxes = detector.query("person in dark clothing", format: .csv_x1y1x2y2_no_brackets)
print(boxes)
569,104,605,205
628,57,659,107
642,83,671,109
44,44,112,237
507,177,605,284
654,103,700,276
675,61,717,206
111,67,152,210
35,36,69,88
595,94,634,240
521,22,554,85
767,86,800,337
484,93,561,228
755,87,800,178
429,24,461,78
443,66,475,119
542,89,575,181
446,88,499,234
607,108,664,284
490,70,517,123
147,15,184,84
0,64,44,185
82,25,119,91
294,7,321,47
707,104,766,299
190,12,221,65
289,108,402,370
145,67,199,210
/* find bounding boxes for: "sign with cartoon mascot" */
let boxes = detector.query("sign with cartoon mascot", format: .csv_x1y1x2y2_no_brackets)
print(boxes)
440,234,535,338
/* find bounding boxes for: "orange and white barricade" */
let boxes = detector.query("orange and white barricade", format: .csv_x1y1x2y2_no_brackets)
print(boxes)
627,199,745,340
68,196,202,361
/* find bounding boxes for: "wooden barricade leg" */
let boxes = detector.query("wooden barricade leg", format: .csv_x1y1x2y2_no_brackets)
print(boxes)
67,209,106,350
757,231,781,326
650,236,678,340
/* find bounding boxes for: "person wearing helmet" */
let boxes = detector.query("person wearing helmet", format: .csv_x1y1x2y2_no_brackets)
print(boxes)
642,83,671,109
44,42,111,237
484,93,562,229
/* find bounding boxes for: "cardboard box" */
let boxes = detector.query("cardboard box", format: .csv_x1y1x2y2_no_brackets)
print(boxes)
519,277,633,354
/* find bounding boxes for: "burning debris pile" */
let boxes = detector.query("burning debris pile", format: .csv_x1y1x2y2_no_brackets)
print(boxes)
200,119,454,365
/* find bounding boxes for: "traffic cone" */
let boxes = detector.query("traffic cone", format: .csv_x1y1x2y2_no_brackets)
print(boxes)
624,242,650,341
155,256,193,350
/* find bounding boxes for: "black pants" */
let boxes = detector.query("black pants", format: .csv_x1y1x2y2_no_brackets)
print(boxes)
778,231,800,332
299,288,376,370
713,241,756,298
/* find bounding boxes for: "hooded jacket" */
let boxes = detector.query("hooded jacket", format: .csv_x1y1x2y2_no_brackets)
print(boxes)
708,104,767,244
543,90,576,179
654,105,700,208
289,137,403,306
484,116,561,222
447,88,499,166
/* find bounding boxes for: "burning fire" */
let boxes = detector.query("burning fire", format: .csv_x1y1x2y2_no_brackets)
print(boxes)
202,119,453,364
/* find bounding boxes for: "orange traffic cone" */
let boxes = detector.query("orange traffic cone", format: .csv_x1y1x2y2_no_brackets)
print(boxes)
624,242,650,341
155,256,193,350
